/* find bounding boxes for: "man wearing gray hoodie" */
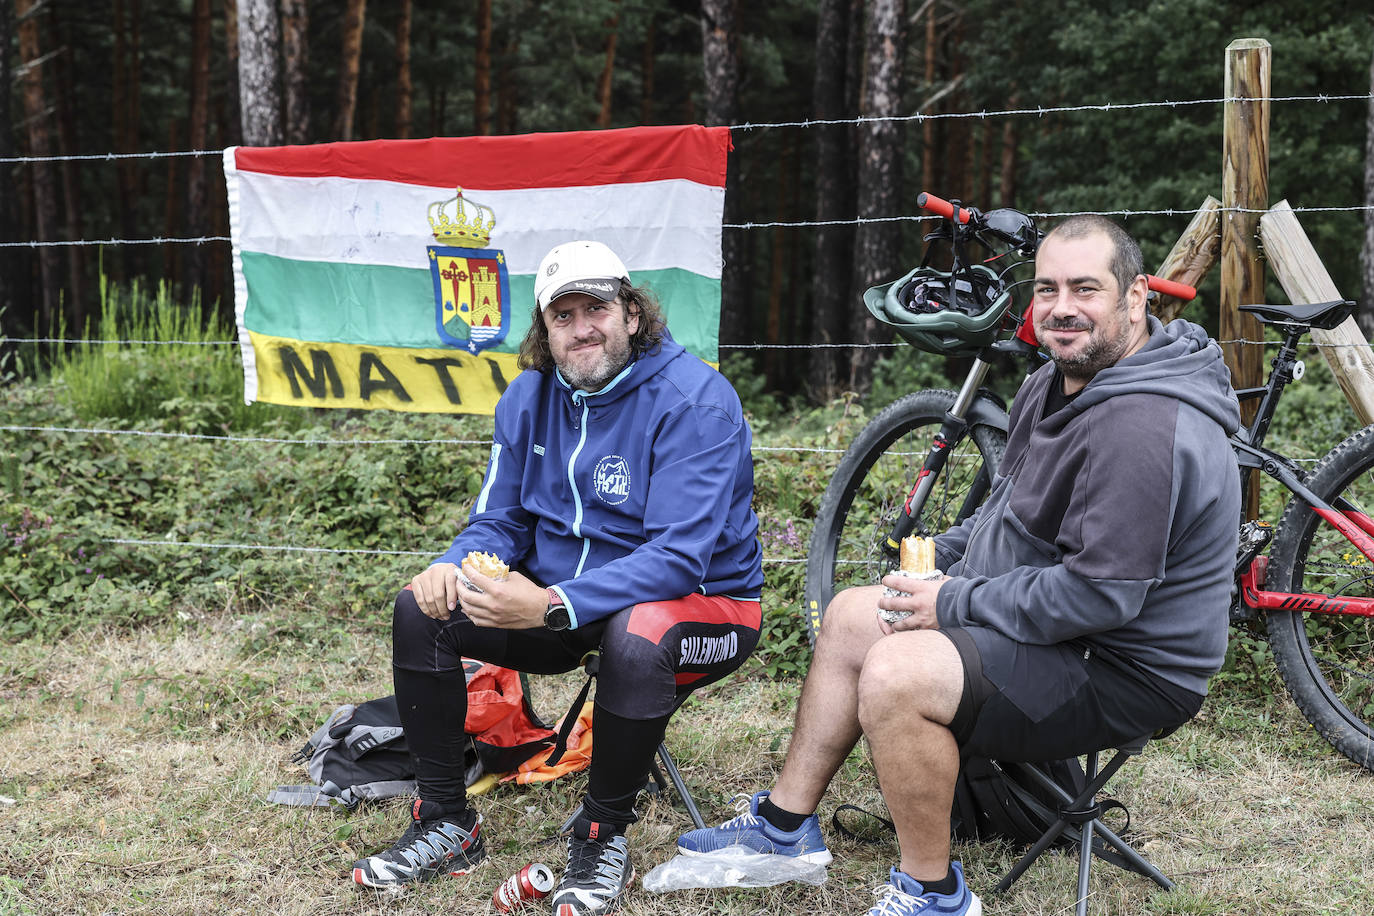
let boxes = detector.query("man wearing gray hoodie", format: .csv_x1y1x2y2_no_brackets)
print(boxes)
678,216,1242,916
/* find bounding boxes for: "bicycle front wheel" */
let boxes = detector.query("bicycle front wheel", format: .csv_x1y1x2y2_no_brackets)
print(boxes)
802,389,1007,644
1268,424,1374,771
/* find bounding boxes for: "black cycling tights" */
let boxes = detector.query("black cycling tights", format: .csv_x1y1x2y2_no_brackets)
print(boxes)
390,587,760,827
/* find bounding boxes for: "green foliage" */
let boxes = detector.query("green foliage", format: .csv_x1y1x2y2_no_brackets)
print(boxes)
49,276,309,434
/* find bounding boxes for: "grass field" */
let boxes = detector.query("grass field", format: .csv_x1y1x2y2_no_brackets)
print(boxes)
2,607,1373,916
4,346,1374,914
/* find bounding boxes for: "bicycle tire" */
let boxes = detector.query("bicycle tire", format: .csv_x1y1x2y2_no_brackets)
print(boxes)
803,389,1007,644
1267,424,1374,771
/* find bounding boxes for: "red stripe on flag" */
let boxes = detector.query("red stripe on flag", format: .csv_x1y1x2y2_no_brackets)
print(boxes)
231,125,732,190
625,594,762,645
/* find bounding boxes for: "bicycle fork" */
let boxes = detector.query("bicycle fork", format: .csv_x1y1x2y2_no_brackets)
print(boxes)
885,356,996,557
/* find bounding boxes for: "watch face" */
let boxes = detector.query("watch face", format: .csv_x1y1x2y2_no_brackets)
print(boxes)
545,604,571,631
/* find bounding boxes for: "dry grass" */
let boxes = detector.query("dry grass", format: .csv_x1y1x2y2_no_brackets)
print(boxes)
3,614,1374,916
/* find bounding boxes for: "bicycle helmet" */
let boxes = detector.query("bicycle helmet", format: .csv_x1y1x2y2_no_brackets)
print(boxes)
863,263,1011,356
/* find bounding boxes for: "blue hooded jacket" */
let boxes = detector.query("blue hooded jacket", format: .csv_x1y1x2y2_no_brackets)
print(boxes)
436,329,763,629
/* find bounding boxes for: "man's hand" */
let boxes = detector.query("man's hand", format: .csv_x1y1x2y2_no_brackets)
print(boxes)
456,563,548,629
410,562,462,620
876,574,948,636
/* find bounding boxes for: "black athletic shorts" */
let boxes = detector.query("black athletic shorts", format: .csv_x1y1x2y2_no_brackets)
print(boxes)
942,625,1205,762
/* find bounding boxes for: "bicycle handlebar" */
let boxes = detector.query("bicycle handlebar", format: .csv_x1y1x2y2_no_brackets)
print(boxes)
1145,275,1196,301
918,190,1198,302
916,191,970,224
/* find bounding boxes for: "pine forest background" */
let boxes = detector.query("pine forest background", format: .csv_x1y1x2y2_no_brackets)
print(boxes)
2,0,1373,401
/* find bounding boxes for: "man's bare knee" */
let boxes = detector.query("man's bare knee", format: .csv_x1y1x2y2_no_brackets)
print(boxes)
856,631,964,729
816,585,885,648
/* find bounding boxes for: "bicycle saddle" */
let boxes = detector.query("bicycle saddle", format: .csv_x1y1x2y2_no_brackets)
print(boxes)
1237,300,1355,330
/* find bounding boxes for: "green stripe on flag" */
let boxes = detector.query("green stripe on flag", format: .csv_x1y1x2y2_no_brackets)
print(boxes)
241,251,719,361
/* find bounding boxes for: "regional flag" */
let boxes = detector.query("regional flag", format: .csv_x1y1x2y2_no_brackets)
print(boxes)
223,125,730,414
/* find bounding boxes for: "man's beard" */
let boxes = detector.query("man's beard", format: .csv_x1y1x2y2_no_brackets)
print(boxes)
557,333,633,391
1043,299,1132,382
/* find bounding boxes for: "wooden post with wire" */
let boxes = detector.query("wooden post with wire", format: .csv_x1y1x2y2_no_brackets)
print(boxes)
1152,196,1221,324
1259,200,1374,425
1222,38,1270,517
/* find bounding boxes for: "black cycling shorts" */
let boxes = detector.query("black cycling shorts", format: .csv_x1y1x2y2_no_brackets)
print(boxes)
942,625,1204,762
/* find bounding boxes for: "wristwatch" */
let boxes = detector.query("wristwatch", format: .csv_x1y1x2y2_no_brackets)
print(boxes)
544,588,571,631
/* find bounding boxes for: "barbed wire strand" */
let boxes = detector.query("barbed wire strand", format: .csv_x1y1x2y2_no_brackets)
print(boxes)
5,337,1366,353
2,92,1369,166
100,536,809,565
7,203,1374,249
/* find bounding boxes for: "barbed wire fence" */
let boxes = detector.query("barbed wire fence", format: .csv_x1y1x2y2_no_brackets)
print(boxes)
2,93,1370,567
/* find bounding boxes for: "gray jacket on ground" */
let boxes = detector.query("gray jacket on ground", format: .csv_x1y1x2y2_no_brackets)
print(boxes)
934,316,1241,695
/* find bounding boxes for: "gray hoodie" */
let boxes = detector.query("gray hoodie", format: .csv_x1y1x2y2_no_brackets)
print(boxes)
934,317,1241,695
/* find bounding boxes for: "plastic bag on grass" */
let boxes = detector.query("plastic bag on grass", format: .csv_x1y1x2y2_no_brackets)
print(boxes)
642,846,828,891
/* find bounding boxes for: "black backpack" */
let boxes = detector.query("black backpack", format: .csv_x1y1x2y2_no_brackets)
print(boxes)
268,661,556,809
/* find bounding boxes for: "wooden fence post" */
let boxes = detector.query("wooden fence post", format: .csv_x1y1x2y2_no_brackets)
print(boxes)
1221,39,1271,416
1223,39,1270,518
1153,196,1221,324
1259,201,1374,425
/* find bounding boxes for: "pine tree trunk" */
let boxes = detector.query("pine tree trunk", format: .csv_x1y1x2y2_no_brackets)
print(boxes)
281,0,309,144
806,0,856,399
222,0,241,146
847,0,905,391
1361,46,1374,338
237,0,281,145
475,0,492,134
184,0,213,294
641,14,656,125
46,7,85,328
700,0,744,352
14,0,62,331
395,0,412,138
597,1,621,128
0,0,15,328
496,33,519,134
333,0,367,140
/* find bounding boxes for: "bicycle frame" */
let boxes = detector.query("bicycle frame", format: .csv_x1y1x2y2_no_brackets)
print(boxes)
1232,312,1374,619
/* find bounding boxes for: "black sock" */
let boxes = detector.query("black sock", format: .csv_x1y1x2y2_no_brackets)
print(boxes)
393,665,470,811
915,866,958,896
582,703,673,828
758,795,809,833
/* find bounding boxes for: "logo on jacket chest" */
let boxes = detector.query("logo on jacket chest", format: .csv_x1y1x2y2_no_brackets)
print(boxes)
592,455,632,505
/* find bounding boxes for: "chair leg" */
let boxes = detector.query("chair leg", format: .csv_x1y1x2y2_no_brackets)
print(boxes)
656,742,706,829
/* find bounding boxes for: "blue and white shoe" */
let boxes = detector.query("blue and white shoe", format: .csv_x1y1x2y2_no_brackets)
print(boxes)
676,791,832,865
867,863,982,916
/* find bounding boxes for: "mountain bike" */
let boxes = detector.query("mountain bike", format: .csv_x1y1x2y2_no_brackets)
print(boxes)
802,192,1374,771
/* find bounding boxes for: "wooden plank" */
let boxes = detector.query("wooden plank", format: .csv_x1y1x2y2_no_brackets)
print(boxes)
1153,196,1221,324
1260,200,1374,425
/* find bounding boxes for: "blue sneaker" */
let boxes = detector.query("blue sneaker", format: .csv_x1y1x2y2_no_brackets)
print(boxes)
676,791,832,865
868,863,981,916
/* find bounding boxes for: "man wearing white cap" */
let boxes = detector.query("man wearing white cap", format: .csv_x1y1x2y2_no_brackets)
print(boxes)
353,240,765,916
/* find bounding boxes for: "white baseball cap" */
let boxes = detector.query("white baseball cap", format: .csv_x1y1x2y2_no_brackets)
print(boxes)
534,240,631,311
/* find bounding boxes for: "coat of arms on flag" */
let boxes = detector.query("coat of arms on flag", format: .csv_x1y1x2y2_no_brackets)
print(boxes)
427,188,511,354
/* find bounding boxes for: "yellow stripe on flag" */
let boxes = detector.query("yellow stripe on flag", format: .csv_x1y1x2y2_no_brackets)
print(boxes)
248,331,522,415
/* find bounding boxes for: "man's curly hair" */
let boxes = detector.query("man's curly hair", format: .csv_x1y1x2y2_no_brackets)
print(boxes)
517,283,667,373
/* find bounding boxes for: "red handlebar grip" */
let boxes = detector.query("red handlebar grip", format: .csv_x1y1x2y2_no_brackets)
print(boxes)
917,191,970,224
1145,275,1196,301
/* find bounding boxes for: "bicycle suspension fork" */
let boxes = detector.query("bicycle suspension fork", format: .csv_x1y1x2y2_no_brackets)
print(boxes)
884,355,997,557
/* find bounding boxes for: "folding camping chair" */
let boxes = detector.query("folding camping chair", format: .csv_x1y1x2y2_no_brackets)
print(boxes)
993,732,1176,916
555,650,706,832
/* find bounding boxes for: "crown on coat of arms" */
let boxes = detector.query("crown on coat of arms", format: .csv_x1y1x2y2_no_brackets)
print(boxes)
428,187,496,248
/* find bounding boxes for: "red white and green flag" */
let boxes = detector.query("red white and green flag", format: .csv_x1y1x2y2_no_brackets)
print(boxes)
223,125,731,414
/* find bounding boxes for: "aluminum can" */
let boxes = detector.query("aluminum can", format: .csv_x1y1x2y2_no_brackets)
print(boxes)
493,862,555,912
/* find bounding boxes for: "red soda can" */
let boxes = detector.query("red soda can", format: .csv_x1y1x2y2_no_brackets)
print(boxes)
493,862,555,912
